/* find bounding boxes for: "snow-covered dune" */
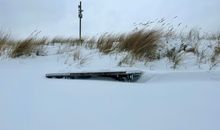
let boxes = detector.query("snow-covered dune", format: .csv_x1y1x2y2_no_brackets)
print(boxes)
0,55,220,130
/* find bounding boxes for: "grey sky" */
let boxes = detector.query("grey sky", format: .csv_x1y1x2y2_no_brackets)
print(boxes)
0,0,219,39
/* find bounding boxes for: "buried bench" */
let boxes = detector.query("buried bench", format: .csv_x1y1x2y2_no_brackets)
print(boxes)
46,71,143,82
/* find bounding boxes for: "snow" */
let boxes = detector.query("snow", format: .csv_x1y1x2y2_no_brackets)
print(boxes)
1,37,220,130
1,52,220,130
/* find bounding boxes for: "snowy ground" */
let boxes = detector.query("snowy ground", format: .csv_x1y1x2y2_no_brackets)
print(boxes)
1,50,220,130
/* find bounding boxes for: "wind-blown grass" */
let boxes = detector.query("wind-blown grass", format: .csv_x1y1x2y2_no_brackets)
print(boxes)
51,37,83,46
92,29,162,61
118,29,161,60
10,37,47,58
1,25,220,70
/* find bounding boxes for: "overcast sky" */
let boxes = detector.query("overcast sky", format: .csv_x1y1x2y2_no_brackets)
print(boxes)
0,0,220,39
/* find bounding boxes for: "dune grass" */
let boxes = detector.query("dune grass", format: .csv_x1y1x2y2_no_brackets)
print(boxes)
90,29,162,62
0,26,220,69
10,37,47,58
117,30,161,60
50,37,83,46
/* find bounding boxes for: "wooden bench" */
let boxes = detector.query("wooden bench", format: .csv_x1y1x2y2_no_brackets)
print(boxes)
46,71,143,82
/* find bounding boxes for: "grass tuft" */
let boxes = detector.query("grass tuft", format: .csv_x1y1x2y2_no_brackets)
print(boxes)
118,29,161,61
96,34,119,54
10,37,47,58
0,33,15,56
165,46,184,69
51,37,83,46
0,34,8,54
